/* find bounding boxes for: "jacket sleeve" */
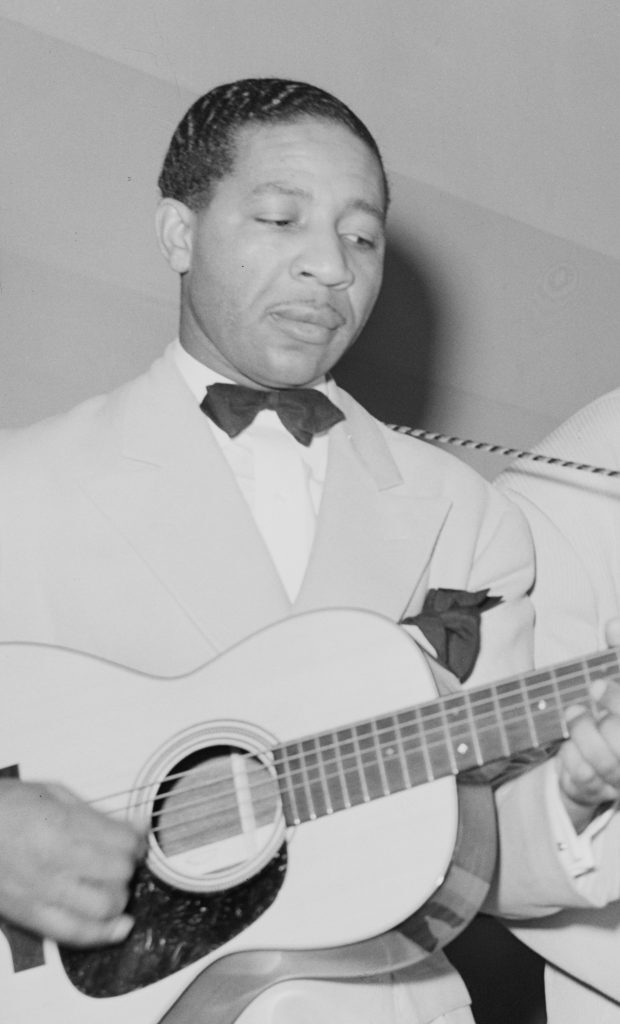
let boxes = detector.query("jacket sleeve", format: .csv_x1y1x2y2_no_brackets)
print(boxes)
488,395,620,917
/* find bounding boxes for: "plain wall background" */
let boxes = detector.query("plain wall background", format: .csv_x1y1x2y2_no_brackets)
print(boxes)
1,0,619,481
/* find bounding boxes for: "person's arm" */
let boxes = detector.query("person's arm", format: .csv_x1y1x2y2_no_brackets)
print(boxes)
489,394,620,915
451,483,620,918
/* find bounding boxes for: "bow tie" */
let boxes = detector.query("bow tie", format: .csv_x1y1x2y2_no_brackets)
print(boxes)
200,382,345,446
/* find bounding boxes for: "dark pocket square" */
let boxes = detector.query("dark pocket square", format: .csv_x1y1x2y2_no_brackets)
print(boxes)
401,587,502,683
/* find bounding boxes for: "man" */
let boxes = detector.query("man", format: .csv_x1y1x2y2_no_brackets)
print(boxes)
498,391,620,1023
1,77,618,1024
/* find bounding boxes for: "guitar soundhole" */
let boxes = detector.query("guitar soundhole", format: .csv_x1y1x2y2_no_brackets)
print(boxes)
139,727,286,894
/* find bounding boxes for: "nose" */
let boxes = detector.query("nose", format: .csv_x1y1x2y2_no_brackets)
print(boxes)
290,229,354,290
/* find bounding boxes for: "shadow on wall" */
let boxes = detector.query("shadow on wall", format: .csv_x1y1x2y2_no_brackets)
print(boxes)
333,238,443,428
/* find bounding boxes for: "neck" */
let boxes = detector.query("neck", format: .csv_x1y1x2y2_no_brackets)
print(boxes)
273,646,620,825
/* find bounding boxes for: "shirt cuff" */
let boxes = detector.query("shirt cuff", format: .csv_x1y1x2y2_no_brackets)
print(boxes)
544,759,617,878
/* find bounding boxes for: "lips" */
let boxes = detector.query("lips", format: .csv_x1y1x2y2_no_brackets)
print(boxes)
269,303,345,331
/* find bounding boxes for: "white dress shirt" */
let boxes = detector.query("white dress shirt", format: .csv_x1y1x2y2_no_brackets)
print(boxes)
173,339,330,601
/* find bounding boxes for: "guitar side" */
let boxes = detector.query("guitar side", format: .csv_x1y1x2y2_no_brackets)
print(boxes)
0,608,497,1024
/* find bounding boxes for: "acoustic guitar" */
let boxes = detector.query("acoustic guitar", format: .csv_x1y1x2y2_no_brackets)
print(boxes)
0,607,614,1023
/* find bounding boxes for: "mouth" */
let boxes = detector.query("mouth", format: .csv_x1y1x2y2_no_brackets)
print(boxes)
268,304,346,345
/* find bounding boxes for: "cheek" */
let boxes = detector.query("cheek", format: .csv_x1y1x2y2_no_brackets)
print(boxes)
190,251,239,315
352,272,382,323
212,254,271,317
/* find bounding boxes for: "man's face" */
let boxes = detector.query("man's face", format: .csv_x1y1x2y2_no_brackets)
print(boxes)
177,118,386,388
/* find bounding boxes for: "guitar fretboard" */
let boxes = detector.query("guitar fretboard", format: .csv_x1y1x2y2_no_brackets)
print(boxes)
274,648,620,825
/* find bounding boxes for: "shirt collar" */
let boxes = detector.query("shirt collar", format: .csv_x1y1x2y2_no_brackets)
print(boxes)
171,338,338,403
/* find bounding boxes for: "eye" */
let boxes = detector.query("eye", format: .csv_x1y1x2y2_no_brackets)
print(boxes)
255,217,294,227
342,232,377,250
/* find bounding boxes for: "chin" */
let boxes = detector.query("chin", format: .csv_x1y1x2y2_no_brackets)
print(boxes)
262,355,328,389
279,372,325,389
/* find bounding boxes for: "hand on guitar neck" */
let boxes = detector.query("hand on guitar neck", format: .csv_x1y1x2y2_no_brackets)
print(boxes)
553,617,620,834
0,778,145,947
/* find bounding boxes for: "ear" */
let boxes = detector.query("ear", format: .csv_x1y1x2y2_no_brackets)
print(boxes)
155,198,195,273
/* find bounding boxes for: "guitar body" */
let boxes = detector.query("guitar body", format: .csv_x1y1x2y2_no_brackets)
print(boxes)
0,608,496,1024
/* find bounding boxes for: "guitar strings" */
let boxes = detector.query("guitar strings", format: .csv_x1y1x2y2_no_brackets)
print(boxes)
92,667,573,815
89,665,614,848
130,669,581,850
109,666,601,831
112,721,578,849
97,664,606,821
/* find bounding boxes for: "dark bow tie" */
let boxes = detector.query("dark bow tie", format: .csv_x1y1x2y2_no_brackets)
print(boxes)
200,382,345,446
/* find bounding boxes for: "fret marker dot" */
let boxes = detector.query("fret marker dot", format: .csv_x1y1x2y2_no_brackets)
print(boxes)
537,700,547,711
457,742,469,755
385,746,395,758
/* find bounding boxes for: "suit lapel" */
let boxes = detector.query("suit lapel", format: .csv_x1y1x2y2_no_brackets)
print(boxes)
80,355,451,652
81,351,291,655
296,392,452,621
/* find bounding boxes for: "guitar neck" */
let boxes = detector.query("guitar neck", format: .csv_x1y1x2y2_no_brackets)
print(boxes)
274,646,620,825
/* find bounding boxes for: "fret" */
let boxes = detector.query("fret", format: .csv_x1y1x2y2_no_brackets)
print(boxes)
297,740,318,820
438,698,458,774
488,683,511,758
467,685,507,763
318,731,349,812
314,735,334,814
441,693,480,773
334,726,367,807
375,715,408,793
494,679,535,755
464,686,509,764
370,719,391,797
525,670,567,745
461,691,483,765
351,726,371,803
548,667,574,739
275,742,303,825
285,740,314,822
299,737,330,818
396,709,434,785
555,659,592,713
418,702,454,779
413,707,437,782
518,676,539,747
392,714,414,789
355,721,385,800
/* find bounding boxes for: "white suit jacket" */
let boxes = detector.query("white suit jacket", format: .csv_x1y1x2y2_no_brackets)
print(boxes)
0,346,591,1022
0,345,535,679
498,388,620,1021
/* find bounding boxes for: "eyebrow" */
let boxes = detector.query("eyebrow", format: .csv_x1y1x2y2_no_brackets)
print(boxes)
250,182,386,222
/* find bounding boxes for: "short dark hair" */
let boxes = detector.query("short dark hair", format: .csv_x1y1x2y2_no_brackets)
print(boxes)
158,77,389,211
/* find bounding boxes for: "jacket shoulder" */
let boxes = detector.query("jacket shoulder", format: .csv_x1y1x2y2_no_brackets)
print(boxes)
0,359,162,487
337,387,505,500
